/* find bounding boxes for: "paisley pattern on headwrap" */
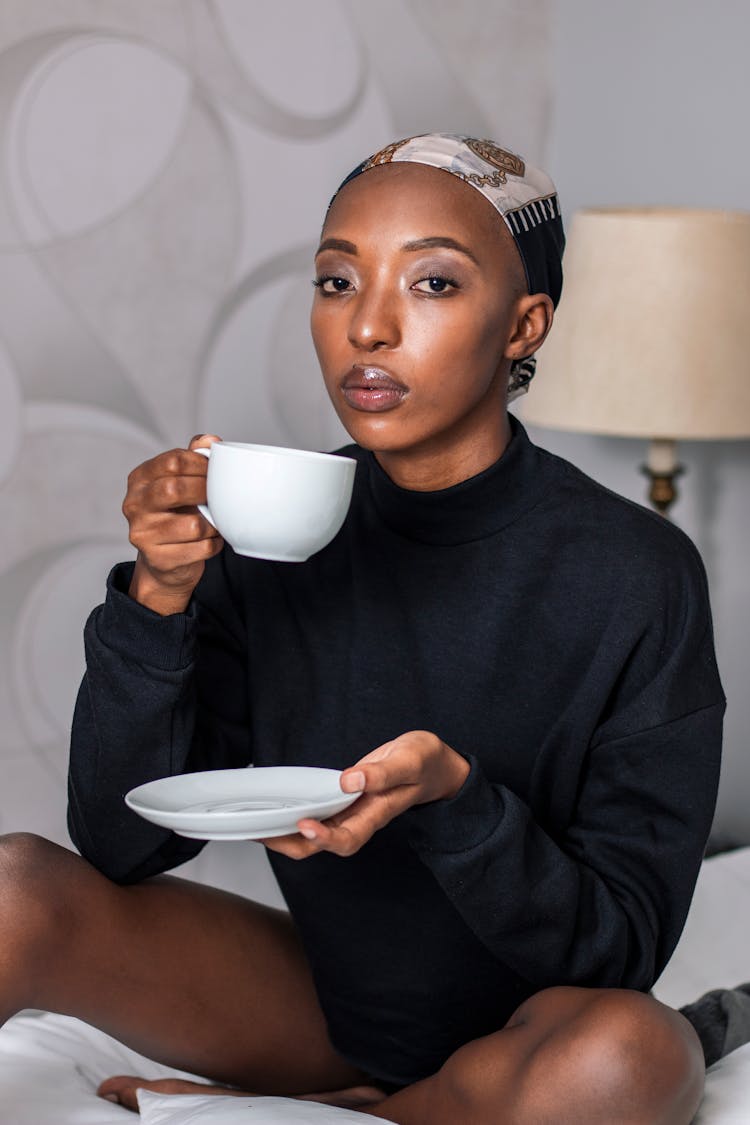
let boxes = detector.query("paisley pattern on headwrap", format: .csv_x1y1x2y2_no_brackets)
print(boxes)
464,139,525,185
361,138,411,168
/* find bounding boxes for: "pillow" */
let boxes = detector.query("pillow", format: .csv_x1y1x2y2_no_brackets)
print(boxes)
137,1091,377,1124
0,1058,130,1124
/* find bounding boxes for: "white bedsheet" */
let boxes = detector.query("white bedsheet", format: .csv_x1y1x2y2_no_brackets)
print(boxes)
1,847,749,1123
0,1011,206,1124
137,1090,375,1123
2,1008,750,1123
0,1011,374,1124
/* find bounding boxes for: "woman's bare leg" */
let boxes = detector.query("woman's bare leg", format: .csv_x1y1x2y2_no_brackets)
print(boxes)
0,833,370,1094
0,835,704,1121
94,985,705,1123
359,986,705,1124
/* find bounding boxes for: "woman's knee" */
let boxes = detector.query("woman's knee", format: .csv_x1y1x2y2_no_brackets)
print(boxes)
0,831,54,892
439,986,705,1124
0,833,79,951
522,987,705,1123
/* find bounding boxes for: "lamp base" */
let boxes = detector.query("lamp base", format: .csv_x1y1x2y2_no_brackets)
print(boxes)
640,463,684,517
640,438,684,517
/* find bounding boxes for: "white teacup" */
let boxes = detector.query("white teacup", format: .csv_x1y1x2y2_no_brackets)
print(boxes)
194,442,356,562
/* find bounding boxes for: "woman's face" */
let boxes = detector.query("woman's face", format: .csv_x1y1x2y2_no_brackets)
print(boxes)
310,162,542,484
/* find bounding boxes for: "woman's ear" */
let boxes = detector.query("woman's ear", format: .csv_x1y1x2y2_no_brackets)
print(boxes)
506,293,555,361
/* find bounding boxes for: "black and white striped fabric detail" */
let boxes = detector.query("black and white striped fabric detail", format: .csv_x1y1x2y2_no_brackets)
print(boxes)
505,194,560,235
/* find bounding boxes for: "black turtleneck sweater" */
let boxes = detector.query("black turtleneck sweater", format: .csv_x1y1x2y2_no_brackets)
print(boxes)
68,417,725,1087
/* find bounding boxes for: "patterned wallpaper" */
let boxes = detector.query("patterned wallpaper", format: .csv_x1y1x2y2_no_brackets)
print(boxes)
0,0,551,899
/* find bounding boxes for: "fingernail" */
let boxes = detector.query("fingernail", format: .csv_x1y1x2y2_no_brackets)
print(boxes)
299,826,317,840
343,771,366,792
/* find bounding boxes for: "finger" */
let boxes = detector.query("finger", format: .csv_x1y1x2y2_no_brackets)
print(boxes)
129,514,223,555
338,741,397,794
340,752,420,796
128,448,212,489
146,473,213,512
295,818,360,856
151,513,223,542
260,788,395,859
188,432,222,451
259,832,322,860
341,732,442,795
131,536,224,574
132,509,219,544
295,790,412,857
256,809,374,858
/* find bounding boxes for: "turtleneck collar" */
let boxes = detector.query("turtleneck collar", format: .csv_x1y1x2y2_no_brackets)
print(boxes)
365,415,549,546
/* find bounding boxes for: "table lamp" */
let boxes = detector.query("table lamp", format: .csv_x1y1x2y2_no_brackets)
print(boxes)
521,208,750,515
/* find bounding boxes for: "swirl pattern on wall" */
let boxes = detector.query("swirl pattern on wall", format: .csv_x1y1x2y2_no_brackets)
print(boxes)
0,0,550,893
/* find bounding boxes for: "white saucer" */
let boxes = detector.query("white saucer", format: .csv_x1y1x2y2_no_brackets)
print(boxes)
125,766,363,840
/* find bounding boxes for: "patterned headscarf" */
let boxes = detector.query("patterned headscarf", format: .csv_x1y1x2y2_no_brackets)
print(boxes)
331,133,565,401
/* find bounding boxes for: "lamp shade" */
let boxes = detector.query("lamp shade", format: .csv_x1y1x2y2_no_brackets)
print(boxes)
523,208,750,440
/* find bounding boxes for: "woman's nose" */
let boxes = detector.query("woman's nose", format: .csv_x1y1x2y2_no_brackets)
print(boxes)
346,286,401,351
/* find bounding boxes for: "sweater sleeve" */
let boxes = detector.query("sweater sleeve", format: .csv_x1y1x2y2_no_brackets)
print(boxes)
67,553,251,884
404,536,725,994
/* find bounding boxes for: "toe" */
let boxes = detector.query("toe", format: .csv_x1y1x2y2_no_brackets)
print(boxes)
97,1075,143,1111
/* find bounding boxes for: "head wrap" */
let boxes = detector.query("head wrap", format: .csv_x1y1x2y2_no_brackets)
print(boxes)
331,133,565,401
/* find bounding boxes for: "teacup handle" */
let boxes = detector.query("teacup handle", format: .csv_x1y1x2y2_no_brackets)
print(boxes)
193,445,216,529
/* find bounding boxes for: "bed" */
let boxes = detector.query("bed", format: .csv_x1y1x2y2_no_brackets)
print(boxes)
2,846,750,1124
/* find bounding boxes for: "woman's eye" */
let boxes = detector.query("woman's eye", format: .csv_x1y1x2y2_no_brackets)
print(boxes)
413,275,457,295
312,275,352,294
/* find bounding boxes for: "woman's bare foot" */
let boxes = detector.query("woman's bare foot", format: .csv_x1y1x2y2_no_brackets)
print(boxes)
98,1075,389,1113
98,1078,232,1112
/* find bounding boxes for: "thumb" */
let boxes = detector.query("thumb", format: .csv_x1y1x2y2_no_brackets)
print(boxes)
188,433,222,451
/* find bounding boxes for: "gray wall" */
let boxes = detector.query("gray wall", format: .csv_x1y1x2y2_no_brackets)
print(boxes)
521,0,750,848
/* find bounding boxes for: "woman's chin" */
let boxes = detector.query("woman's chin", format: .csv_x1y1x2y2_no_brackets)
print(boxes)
337,411,417,453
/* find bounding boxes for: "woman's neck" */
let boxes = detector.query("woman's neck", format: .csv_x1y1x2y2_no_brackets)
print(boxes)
373,411,512,492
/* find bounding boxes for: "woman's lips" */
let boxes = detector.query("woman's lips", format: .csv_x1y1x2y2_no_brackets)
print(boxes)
342,386,405,411
340,366,408,413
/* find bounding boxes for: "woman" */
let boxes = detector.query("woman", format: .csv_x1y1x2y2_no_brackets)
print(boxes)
0,135,723,1122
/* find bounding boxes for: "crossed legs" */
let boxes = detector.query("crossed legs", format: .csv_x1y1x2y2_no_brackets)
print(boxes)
360,986,704,1124
0,832,368,1093
0,833,704,1122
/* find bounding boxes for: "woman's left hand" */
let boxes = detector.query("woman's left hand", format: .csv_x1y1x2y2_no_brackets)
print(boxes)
260,730,470,859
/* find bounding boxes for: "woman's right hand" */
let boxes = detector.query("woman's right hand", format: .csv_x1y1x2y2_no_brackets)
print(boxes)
123,434,224,615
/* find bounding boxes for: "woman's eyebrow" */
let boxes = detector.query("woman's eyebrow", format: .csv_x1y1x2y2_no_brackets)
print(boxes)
316,238,358,256
401,236,479,264
315,235,479,265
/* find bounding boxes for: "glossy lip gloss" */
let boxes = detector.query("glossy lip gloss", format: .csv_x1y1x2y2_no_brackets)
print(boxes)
340,365,408,412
